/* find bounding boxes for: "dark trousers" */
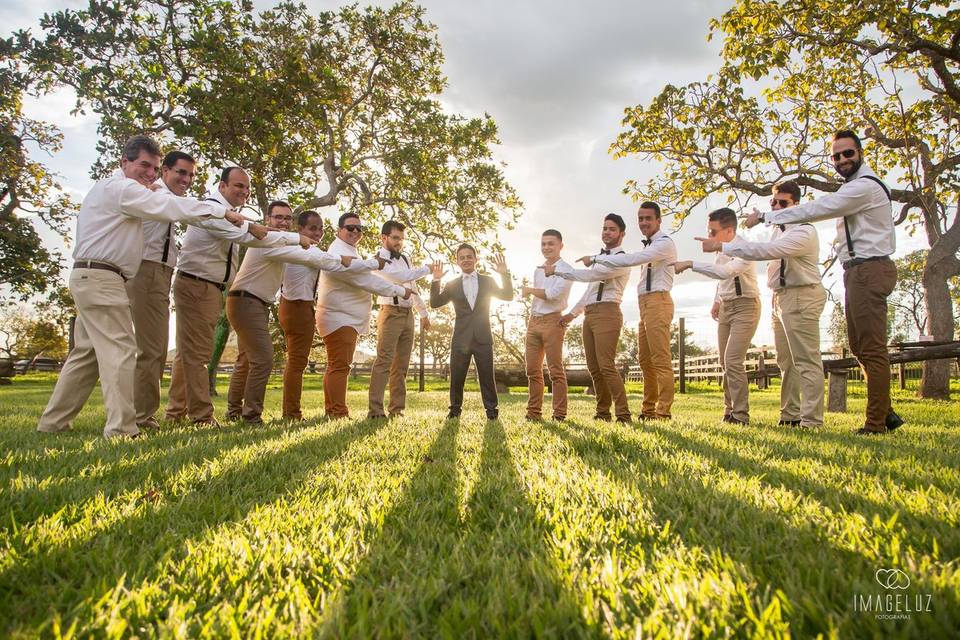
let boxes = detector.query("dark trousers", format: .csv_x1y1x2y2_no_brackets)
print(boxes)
449,341,498,415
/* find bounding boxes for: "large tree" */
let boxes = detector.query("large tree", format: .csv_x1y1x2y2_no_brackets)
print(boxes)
25,0,519,254
613,0,960,398
0,34,72,302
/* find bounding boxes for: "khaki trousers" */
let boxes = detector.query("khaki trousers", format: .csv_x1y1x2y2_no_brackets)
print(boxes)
368,306,416,417
525,312,568,419
637,291,675,418
844,258,897,430
772,284,826,427
226,295,273,421
583,302,630,420
323,325,359,418
278,297,315,419
126,260,173,424
38,269,139,438
165,275,224,422
717,296,761,421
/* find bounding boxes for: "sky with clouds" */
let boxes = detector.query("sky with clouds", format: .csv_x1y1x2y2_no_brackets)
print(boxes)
9,0,926,351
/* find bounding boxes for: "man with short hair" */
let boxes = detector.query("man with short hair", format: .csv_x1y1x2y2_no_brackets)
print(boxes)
278,210,325,421
745,131,900,435
226,201,382,424
430,244,512,420
126,149,196,430
704,180,826,428
674,207,761,424
165,167,303,427
585,202,677,420
544,213,632,423
520,229,573,421
316,213,412,419
37,135,243,438
367,220,432,419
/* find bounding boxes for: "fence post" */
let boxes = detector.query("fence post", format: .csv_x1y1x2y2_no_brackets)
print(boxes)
827,370,848,412
678,317,686,394
418,329,425,392
898,344,906,390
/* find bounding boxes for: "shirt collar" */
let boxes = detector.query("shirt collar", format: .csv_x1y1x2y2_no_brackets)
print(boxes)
462,271,478,280
331,236,359,257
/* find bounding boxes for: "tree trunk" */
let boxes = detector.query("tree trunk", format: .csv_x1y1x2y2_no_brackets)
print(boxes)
920,241,959,399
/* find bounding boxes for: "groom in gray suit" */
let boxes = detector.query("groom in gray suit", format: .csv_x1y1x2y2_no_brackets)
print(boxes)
430,244,512,419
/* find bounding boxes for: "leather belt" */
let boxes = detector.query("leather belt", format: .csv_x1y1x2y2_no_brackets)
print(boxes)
74,260,127,281
842,255,891,271
228,289,271,306
178,271,225,291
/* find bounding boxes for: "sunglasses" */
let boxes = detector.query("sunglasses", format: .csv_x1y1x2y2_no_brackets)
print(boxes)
171,168,196,178
770,198,792,208
831,149,857,162
341,224,363,233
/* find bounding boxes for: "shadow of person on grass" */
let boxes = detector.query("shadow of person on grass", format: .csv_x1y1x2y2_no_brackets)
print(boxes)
324,418,597,638
541,420,958,639
0,417,389,636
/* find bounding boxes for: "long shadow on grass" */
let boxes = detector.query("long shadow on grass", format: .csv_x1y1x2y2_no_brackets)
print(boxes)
0,418,387,635
652,424,959,560
541,420,959,639
1,421,319,528
324,418,596,638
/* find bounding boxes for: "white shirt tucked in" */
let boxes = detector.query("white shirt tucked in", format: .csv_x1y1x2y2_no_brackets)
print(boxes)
763,163,894,263
140,179,180,268
722,224,821,290
531,258,573,315
691,252,760,302
556,246,630,316
315,237,407,337
591,230,677,296
175,191,300,286
73,169,226,279
374,247,430,316
230,246,378,303
281,263,320,302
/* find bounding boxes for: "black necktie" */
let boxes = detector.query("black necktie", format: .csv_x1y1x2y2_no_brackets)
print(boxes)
643,238,652,291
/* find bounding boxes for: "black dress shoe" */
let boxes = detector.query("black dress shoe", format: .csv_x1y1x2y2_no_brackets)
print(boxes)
723,416,748,425
486,411,499,420
552,416,565,422
592,414,613,422
616,416,632,424
886,409,905,431
446,412,461,420
778,419,802,427
855,427,886,435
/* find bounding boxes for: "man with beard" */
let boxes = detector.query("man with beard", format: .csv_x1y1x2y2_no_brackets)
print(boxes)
744,130,901,435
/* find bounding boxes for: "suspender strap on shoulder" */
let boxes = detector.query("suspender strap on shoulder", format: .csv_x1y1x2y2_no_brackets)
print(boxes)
161,223,172,263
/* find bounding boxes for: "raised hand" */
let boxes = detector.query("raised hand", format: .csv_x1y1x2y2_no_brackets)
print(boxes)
298,233,314,249
742,207,763,229
694,237,722,253
225,209,246,228
375,254,390,270
542,264,557,277
671,260,693,274
576,255,595,267
491,253,508,274
431,261,446,280
247,222,269,239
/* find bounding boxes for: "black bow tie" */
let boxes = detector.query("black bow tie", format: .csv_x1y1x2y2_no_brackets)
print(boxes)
642,239,651,246
600,249,610,255
388,250,402,260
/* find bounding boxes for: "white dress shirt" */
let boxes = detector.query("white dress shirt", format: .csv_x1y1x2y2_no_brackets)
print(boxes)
230,246,378,303
591,230,677,296
557,246,631,316
315,237,407,337
281,263,320,302
691,252,760,302
763,163,895,263
175,191,300,286
72,169,226,279
140,179,179,268
531,258,573,315
722,224,821,290
374,247,430,316
461,271,480,309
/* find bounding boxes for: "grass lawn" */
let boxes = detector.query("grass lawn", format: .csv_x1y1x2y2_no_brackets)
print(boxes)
1,374,958,638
